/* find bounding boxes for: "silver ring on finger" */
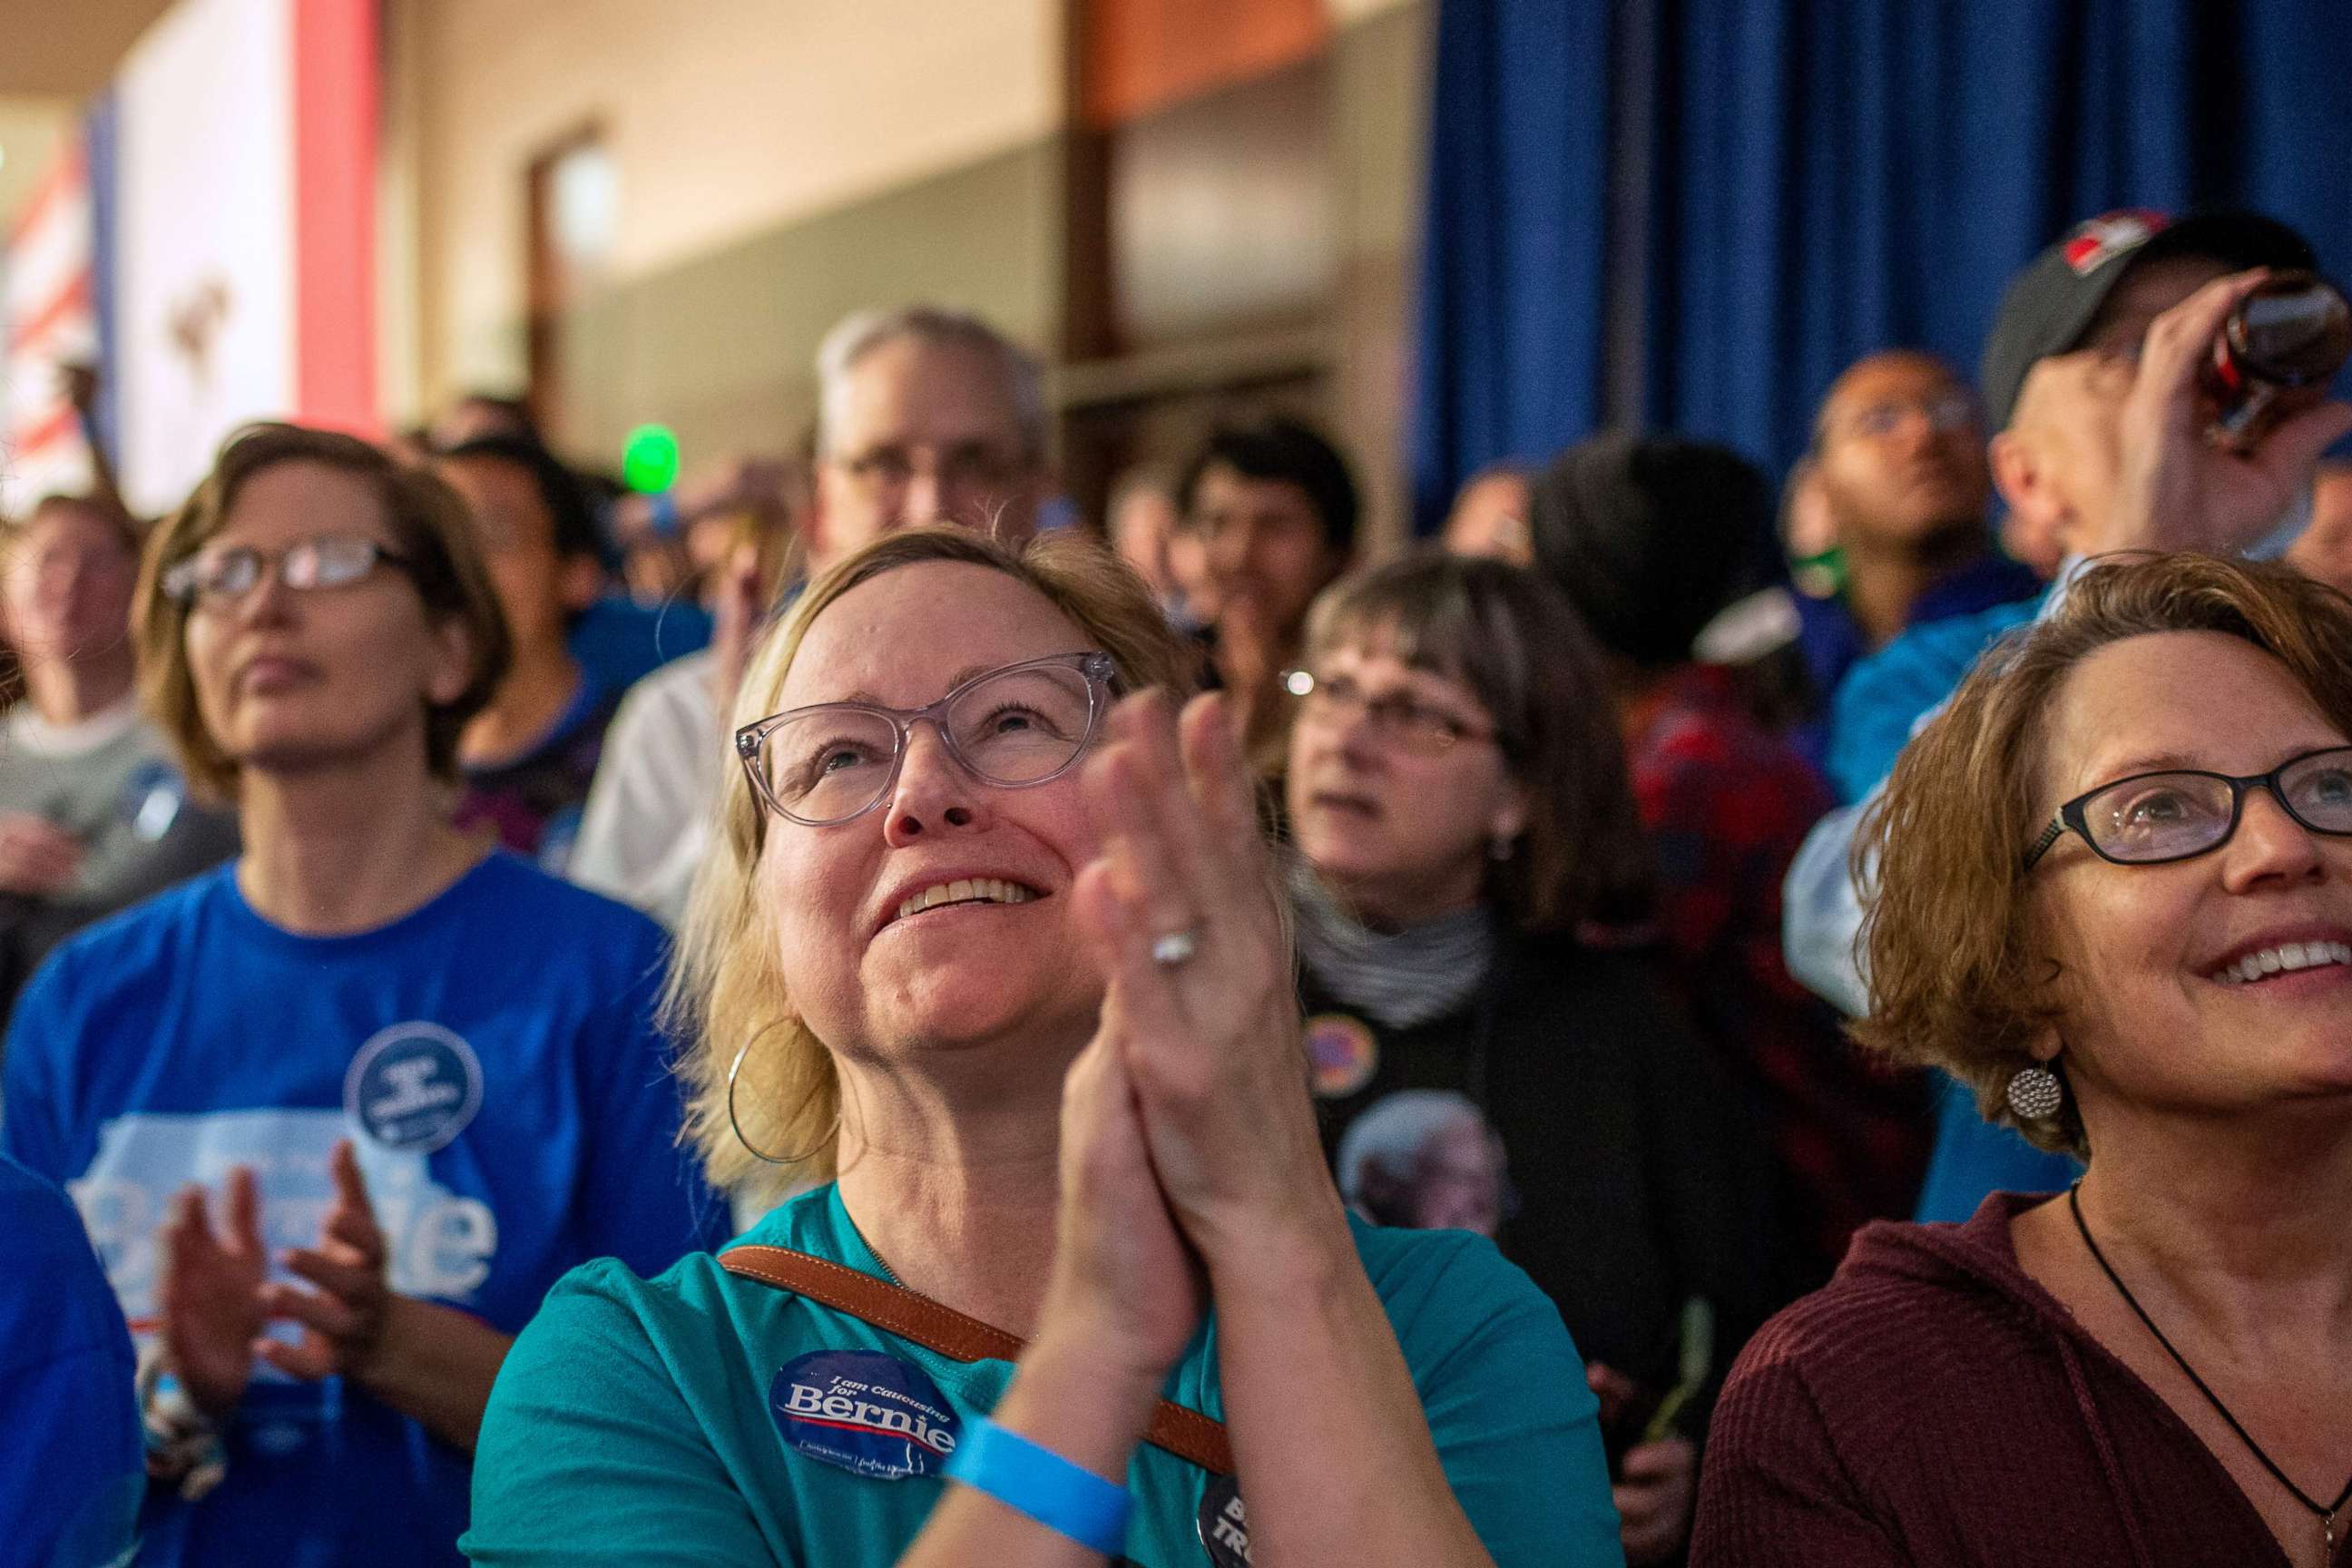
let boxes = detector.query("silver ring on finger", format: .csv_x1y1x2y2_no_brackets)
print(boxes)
1151,927,1200,969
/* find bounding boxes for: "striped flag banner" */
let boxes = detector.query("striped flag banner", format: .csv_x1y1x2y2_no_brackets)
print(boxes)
3,136,99,514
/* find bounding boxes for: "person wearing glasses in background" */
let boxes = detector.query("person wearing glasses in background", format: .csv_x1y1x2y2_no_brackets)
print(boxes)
1791,352,2042,723
0,424,730,1568
1283,553,1782,1566
572,306,1052,927
1694,554,2352,1568
466,527,1626,1567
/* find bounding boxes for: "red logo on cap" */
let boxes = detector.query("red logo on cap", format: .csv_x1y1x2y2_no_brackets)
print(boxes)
2063,210,2172,275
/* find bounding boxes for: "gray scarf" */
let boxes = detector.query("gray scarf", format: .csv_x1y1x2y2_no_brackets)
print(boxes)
1289,861,1498,1030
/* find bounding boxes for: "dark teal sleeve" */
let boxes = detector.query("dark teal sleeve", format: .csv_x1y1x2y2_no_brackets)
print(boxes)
464,1260,780,1567
1377,1227,1627,1567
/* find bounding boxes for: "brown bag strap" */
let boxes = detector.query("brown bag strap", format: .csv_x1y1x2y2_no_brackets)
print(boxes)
721,1243,1234,1476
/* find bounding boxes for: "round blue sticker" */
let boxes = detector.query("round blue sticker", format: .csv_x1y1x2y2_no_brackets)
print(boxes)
344,1024,484,1153
770,1351,960,1480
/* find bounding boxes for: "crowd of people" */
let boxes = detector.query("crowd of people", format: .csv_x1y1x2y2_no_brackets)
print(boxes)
4,202,2350,1568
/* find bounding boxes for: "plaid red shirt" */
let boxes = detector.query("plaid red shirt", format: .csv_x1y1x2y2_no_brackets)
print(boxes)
1626,665,1929,1276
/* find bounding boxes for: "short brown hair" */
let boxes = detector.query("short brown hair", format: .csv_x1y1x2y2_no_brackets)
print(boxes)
3,492,143,557
665,525,1203,1201
1856,553,2352,1155
1302,552,1651,933
133,422,513,803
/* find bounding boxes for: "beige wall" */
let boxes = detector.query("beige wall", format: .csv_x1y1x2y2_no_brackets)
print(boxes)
385,0,1429,545
391,0,1063,412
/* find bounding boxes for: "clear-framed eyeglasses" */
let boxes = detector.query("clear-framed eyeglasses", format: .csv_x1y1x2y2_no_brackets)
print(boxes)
736,651,1120,827
2023,744,2352,869
162,533,413,608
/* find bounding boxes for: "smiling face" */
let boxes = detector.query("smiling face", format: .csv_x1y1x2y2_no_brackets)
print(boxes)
2028,630,2352,1130
1285,632,1527,929
182,461,472,788
753,560,1106,1066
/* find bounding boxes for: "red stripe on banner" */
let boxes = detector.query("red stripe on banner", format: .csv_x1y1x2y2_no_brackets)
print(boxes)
292,0,379,436
6,142,84,251
12,270,93,354
15,403,80,458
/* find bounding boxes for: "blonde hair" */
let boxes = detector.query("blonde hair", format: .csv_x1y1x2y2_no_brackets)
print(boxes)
665,526,1200,1203
133,422,512,805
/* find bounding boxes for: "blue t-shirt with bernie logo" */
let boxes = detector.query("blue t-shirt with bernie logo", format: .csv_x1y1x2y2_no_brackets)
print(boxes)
0,853,734,1568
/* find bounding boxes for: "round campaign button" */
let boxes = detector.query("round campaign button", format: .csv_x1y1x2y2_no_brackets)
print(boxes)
1304,1014,1379,1100
769,1350,961,1481
343,1024,485,1153
1196,1474,1252,1567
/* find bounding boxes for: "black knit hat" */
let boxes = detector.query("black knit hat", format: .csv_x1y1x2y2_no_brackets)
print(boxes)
1526,433,1775,670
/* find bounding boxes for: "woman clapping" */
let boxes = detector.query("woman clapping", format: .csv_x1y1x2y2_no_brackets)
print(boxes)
466,528,1625,1566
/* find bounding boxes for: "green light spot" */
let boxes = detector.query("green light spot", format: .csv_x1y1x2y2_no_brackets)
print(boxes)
622,424,681,493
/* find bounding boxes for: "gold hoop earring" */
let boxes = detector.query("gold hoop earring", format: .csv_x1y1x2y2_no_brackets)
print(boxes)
726,1031,840,1166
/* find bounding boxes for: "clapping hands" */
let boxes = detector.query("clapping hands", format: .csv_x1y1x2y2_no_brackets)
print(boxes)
156,1141,393,1417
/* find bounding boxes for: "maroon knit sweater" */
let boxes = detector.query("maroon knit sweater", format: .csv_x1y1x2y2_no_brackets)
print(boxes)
1690,1193,2347,1568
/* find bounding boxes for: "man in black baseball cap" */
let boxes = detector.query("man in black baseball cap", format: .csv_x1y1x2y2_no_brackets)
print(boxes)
1979,210,2314,430
1982,209,2344,572
1789,208,2352,1227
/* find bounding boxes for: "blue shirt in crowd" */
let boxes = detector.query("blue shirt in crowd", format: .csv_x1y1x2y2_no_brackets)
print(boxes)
465,1183,1626,1567
569,594,712,697
1817,590,2083,1218
1,1152,142,1568
1,853,734,1568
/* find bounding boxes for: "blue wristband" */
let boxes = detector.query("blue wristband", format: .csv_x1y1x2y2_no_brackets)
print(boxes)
944,1412,1132,1555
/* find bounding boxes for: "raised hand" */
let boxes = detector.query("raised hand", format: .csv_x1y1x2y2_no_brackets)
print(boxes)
1039,1021,1203,1383
257,1140,392,1383
158,1166,268,1419
1073,690,1334,1266
0,814,85,897
2100,268,2352,558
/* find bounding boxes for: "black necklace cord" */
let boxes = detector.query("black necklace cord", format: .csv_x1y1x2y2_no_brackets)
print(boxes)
2068,1182,2352,1555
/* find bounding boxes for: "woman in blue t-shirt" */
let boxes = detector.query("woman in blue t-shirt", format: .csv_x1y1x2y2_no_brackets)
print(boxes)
464,526,1624,1566
0,423,731,1568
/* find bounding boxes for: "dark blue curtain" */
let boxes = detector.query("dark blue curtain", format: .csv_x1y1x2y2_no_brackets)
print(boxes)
1413,0,2352,533
1409,0,1617,531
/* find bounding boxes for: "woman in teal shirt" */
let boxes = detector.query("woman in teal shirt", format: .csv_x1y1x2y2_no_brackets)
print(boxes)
466,527,1624,1567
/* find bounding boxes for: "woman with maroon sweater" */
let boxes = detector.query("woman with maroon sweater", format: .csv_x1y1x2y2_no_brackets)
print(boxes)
1690,554,2352,1568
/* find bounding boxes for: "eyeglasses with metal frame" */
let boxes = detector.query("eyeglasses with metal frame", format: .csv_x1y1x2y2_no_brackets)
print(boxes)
162,534,414,608
736,651,1119,827
1283,667,1496,757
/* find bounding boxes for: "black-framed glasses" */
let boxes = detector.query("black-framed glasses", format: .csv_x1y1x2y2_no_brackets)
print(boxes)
736,652,1118,827
1284,668,1495,757
2024,745,2352,869
162,534,412,608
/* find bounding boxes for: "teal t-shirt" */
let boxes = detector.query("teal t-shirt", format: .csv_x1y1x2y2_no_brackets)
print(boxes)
465,1184,1623,1567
